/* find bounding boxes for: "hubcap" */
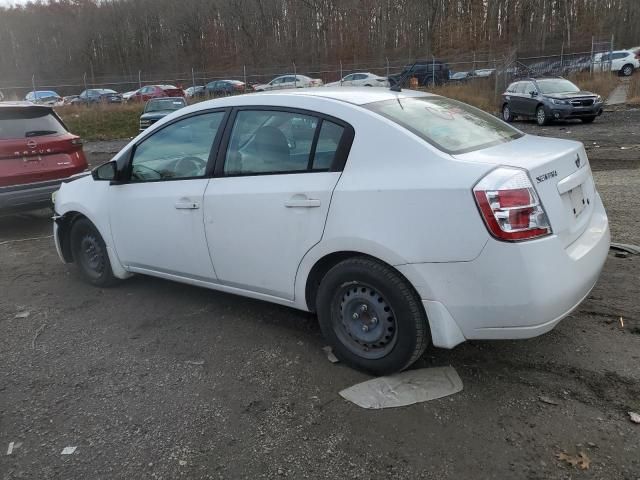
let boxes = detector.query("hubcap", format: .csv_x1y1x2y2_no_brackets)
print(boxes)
79,234,105,277
624,66,632,75
537,108,545,124
503,106,510,120
333,284,398,359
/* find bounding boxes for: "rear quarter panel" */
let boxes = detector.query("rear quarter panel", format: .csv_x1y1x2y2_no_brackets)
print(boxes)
292,101,494,308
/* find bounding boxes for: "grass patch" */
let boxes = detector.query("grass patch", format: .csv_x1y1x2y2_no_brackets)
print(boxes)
566,72,620,100
427,78,497,113
57,103,143,141
627,74,640,106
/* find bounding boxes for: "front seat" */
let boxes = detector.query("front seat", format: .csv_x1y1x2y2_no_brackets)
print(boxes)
252,126,290,171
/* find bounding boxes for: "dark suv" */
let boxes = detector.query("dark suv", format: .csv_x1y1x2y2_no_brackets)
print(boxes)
389,60,450,87
501,77,603,126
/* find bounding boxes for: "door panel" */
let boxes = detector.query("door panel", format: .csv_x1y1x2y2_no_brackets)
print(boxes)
203,108,349,300
109,179,215,279
108,111,226,280
203,172,340,299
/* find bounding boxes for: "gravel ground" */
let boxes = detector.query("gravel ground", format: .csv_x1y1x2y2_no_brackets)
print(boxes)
1,110,639,479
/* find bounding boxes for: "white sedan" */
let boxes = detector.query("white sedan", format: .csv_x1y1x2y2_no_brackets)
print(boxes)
253,74,323,91
52,88,609,374
324,72,389,87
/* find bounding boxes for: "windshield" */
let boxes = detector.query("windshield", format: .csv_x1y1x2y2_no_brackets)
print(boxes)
144,98,186,113
365,96,522,154
0,108,66,139
537,79,580,94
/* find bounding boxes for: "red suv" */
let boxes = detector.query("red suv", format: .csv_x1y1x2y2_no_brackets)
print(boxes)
129,85,185,102
0,102,88,213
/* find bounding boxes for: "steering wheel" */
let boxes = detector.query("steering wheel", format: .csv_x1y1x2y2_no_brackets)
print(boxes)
173,156,207,177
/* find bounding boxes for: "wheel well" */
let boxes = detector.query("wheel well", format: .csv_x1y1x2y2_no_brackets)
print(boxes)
56,211,87,262
304,251,422,313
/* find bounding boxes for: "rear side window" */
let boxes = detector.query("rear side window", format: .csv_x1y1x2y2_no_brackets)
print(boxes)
223,110,350,175
0,108,67,139
365,97,522,154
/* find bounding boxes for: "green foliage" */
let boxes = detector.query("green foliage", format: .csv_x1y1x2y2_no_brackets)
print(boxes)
58,104,143,141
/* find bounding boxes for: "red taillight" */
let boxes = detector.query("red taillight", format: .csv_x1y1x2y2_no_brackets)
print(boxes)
473,168,551,242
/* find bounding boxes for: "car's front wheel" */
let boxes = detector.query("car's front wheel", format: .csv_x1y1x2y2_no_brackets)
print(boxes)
502,103,515,122
536,105,549,126
316,257,429,375
70,218,119,287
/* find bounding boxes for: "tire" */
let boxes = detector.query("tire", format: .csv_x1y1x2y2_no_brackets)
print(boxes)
581,116,596,124
316,257,429,375
536,105,549,126
621,64,634,77
502,103,515,122
69,218,119,287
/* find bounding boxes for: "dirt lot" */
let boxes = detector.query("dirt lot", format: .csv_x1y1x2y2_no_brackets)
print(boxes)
1,110,639,479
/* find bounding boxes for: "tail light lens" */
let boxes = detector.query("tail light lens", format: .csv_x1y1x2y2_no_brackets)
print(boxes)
473,167,551,241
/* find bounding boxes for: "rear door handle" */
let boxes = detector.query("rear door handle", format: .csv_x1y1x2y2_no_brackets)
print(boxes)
284,198,321,208
174,200,200,210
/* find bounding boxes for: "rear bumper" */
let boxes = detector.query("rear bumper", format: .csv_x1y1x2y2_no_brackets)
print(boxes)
0,173,89,213
398,194,610,348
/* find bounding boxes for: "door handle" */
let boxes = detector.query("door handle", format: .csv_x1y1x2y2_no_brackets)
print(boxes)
174,200,200,209
284,198,321,208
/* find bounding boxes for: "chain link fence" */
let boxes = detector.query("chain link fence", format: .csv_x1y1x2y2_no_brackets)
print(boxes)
0,38,621,102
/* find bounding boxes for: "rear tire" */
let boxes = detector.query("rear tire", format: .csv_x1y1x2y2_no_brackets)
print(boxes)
536,105,549,126
621,64,634,77
70,218,119,287
316,257,429,375
581,116,596,124
502,103,515,122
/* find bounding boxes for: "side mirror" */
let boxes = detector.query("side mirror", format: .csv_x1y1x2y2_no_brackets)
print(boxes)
92,161,117,181
530,91,538,97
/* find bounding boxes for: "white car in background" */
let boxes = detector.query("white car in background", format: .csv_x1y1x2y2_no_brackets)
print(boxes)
593,50,639,76
324,72,389,87
122,90,138,102
253,75,323,91
52,88,609,375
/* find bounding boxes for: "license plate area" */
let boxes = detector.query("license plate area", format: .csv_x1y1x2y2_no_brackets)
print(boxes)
569,184,586,217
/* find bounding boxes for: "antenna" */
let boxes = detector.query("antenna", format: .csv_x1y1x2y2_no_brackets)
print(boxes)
390,60,418,92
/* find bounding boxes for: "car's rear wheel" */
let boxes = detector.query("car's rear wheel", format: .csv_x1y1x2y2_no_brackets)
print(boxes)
70,218,119,287
581,116,596,124
316,257,429,375
621,64,634,76
502,104,515,122
536,105,549,126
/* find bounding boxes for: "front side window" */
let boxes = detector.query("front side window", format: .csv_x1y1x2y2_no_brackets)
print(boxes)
365,96,522,154
130,112,224,181
223,110,348,175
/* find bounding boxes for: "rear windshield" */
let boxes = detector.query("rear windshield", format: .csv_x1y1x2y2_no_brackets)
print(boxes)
145,98,186,112
365,97,522,154
0,108,67,139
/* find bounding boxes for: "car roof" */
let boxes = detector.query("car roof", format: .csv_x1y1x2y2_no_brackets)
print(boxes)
0,101,52,110
189,87,434,109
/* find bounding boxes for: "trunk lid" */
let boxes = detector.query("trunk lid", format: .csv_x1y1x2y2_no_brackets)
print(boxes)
455,134,596,248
